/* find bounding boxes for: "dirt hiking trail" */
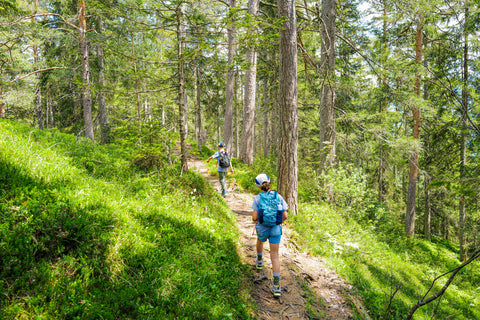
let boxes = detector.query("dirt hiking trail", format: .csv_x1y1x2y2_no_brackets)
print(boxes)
189,158,368,320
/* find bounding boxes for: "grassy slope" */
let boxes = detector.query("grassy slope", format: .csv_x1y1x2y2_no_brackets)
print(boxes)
230,157,480,320
0,120,254,319
290,203,480,320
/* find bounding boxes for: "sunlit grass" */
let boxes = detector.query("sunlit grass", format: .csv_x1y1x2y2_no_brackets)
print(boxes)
0,120,254,319
290,202,480,320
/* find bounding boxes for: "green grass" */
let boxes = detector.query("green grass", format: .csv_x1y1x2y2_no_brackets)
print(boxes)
289,202,480,320
0,120,254,319
231,156,480,319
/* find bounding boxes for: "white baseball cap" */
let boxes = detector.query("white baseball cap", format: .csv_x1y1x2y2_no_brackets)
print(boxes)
254,173,270,187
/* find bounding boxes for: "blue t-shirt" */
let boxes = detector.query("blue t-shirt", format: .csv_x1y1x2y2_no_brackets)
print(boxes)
211,150,229,172
252,191,289,212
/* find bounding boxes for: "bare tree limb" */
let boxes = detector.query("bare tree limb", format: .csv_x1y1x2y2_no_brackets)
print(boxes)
12,67,73,82
405,249,480,320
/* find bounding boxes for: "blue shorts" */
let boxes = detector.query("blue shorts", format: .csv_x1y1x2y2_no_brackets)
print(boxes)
256,224,282,244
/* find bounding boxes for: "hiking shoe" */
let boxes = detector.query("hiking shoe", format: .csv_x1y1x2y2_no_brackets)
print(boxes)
271,284,281,297
255,257,264,269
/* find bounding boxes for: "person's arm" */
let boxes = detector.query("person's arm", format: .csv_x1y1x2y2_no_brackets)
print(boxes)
229,162,234,173
207,156,212,163
282,210,288,221
252,210,258,222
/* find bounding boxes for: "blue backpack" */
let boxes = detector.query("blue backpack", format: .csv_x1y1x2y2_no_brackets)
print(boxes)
258,191,283,226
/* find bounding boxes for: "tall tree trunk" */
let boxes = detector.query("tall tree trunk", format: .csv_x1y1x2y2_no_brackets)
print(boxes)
224,0,236,156
405,15,423,238
240,0,259,166
96,16,109,144
48,88,55,128
234,69,240,158
378,1,388,204
131,33,142,137
0,87,5,118
32,0,43,129
424,174,431,240
194,62,203,151
176,3,188,172
79,0,94,142
271,49,279,156
277,0,298,216
318,0,336,173
263,76,270,157
459,3,469,260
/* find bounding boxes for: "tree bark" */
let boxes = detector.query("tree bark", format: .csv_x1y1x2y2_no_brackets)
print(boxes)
240,0,259,166
96,16,109,144
277,0,298,216
405,15,423,238
378,1,388,204
458,1,469,261
79,0,94,142
424,174,431,240
46,87,55,128
234,69,240,158
131,33,142,137
176,3,188,172
263,76,270,157
224,0,236,156
318,0,336,173
194,62,203,151
0,88,5,118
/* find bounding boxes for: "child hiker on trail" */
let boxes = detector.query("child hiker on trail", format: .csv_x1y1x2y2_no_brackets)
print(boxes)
206,142,234,196
251,173,289,297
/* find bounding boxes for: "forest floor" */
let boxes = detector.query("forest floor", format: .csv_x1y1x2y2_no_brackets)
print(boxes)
188,157,364,320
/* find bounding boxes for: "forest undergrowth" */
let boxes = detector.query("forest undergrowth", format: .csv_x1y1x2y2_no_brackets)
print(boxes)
1,119,480,320
0,120,254,319
229,154,480,320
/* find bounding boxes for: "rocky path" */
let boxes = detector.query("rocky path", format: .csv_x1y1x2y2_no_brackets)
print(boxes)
189,158,362,320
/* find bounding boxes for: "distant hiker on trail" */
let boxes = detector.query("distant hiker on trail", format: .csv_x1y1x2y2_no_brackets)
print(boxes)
206,142,234,196
251,173,289,298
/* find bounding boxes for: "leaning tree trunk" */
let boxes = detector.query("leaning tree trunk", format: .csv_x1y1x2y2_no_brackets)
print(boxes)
79,0,94,142
176,3,188,172
318,0,336,174
240,0,259,166
224,0,236,156
405,15,423,238
277,0,298,216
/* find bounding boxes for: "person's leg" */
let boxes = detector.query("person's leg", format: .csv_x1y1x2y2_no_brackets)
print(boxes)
218,171,227,193
256,238,264,255
269,242,280,274
270,242,281,296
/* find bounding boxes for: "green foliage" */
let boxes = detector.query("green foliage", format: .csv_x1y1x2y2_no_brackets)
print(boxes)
0,120,254,319
233,154,278,194
290,202,480,320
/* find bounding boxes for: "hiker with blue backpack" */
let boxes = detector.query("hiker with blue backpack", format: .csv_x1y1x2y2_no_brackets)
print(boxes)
251,173,289,297
206,142,234,196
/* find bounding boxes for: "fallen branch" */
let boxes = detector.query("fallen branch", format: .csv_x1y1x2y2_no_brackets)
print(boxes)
405,249,480,320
